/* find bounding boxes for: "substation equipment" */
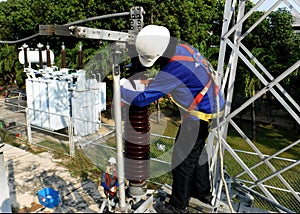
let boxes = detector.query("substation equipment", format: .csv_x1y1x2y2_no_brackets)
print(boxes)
19,43,106,136
19,6,158,212
2,0,299,212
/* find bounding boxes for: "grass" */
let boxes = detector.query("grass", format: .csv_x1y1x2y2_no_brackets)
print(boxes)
226,119,299,161
224,119,300,213
36,140,103,182
0,128,102,183
224,119,300,181
2,114,298,181
1,114,299,212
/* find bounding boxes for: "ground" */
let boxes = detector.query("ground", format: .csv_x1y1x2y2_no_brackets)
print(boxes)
2,143,105,213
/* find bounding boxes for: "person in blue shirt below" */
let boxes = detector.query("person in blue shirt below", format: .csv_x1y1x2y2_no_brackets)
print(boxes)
121,25,225,213
98,157,119,200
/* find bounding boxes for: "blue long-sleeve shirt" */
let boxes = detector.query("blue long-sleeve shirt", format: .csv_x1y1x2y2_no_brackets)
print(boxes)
121,44,225,117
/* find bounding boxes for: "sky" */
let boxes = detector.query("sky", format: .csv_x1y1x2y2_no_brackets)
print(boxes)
252,0,300,13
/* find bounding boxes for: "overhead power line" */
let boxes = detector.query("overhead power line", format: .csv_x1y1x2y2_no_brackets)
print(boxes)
0,11,130,45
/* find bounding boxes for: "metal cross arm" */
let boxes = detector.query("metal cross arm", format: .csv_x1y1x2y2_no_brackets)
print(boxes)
39,24,134,43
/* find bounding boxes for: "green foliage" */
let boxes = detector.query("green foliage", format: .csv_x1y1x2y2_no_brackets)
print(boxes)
233,5,300,109
227,119,299,159
0,0,299,107
0,44,24,87
0,128,16,145
63,148,102,180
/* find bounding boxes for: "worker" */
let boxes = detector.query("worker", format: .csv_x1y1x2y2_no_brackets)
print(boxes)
98,157,119,200
120,25,225,213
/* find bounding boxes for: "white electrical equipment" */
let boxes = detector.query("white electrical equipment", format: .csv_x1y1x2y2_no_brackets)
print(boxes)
18,49,55,66
22,44,106,136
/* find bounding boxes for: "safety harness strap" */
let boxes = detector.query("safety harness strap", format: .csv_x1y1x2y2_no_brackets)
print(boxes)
170,55,194,62
168,44,222,121
170,44,210,67
188,79,212,111
169,96,223,122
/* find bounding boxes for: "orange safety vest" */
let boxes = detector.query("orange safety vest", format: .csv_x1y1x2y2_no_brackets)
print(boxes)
105,172,117,197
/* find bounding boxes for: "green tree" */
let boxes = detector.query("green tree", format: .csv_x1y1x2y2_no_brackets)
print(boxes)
234,6,300,137
0,0,299,109
0,44,24,88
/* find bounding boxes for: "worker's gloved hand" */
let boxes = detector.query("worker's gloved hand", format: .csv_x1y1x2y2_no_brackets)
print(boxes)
120,78,129,87
110,186,117,193
120,78,133,105
120,78,135,91
132,80,146,91
120,78,146,92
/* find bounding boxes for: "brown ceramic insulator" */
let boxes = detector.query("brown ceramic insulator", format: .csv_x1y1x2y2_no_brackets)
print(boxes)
124,143,150,158
38,47,43,69
124,131,149,145
46,47,51,67
128,107,149,117
61,50,66,68
24,47,29,68
124,157,150,182
124,121,150,135
124,105,150,184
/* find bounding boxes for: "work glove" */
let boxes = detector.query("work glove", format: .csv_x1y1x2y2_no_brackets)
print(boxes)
120,78,129,87
110,186,117,193
120,78,146,92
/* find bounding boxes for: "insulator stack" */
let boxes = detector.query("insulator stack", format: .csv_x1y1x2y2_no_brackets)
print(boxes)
37,43,43,69
78,45,83,70
23,44,29,68
124,104,150,196
46,44,51,67
61,44,67,69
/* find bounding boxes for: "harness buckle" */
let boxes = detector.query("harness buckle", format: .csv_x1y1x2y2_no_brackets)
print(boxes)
193,52,202,63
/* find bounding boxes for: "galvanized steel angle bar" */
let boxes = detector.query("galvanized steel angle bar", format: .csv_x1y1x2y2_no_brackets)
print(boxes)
225,39,300,124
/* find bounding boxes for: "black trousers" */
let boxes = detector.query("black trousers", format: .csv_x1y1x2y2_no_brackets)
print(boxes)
170,117,211,210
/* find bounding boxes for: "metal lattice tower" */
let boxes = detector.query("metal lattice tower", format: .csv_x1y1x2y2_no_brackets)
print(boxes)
207,0,300,212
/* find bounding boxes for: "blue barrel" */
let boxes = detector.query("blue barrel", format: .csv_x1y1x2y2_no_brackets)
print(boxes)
37,187,61,208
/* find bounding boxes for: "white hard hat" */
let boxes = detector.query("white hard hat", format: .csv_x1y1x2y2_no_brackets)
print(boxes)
135,25,170,67
108,157,117,164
